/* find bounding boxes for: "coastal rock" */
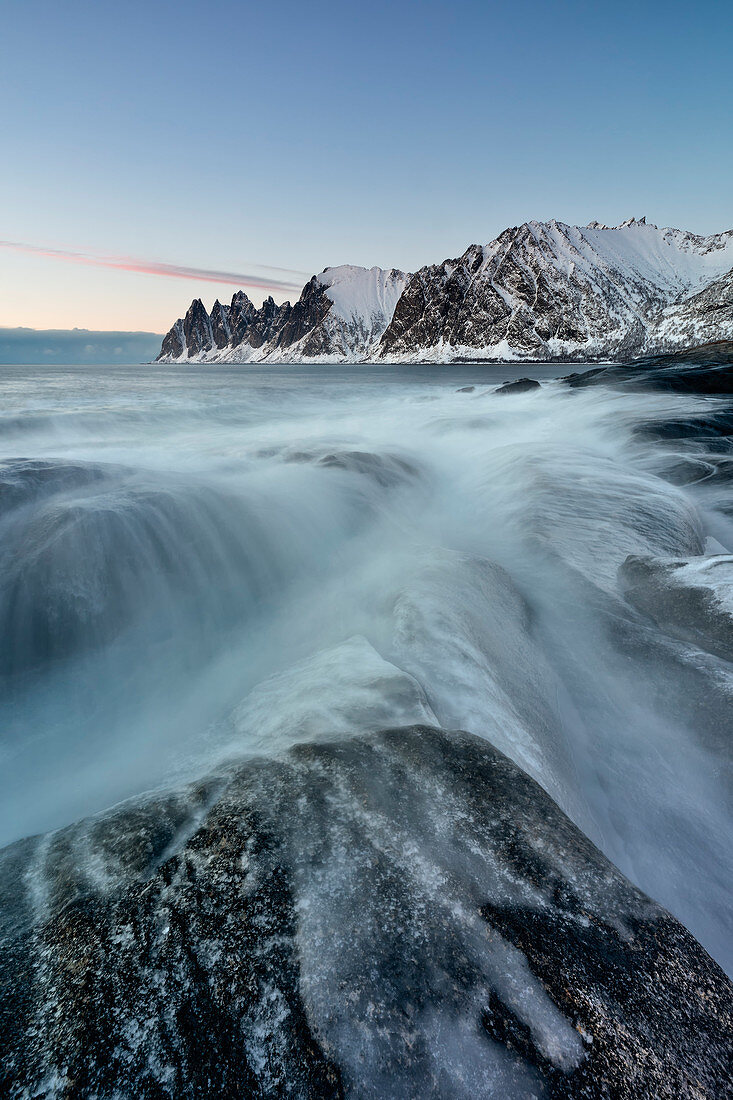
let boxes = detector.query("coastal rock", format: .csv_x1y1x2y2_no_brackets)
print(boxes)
564,341,733,394
620,553,733,663
495,377,541,394
1,726,731,1098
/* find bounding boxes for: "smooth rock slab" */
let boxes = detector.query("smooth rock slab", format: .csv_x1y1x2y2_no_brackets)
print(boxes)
0,726,731,1098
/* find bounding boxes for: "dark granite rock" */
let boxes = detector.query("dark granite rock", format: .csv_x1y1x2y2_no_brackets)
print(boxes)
651,454,733,487
636,409,733,447
1,726,730,1098
157,318,184,360
227,290,258,346
210,299,232,349
245,295,292,349
181,298,214,358
495,378,541,395
268,276,331,352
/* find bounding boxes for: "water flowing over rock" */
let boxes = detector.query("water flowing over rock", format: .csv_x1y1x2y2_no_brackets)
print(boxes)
620,553,733,662
3,358,733,1097
1,726,731,1099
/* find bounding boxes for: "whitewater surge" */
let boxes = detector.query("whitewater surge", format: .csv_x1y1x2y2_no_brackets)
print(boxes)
0,361,731,981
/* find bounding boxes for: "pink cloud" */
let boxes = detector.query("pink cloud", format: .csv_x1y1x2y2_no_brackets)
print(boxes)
0,239,309,294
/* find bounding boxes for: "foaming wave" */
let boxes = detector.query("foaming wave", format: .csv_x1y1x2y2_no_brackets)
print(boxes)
0,364,731,976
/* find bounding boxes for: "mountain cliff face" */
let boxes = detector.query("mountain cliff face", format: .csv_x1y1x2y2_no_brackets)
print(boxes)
156,219,733,364
651,267,733,351
380,218,733,362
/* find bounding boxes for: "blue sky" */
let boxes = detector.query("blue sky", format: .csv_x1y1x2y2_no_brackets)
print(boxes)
1,0,731,330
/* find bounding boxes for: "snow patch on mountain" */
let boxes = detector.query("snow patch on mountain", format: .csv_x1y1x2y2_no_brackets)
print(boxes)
317,265,408,327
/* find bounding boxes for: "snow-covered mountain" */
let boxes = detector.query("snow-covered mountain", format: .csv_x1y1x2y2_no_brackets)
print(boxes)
156,219,733,363
157,266,409,363
650,266,733,352
380,218,733,362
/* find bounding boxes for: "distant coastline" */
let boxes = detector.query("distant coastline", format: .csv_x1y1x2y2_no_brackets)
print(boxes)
0,327,163,366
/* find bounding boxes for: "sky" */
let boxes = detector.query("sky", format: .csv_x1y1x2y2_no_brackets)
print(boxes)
1,0,731,333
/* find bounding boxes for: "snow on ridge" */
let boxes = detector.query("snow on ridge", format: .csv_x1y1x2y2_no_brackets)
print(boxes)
316,265,410,325
529,218,733,299
458,218,733,308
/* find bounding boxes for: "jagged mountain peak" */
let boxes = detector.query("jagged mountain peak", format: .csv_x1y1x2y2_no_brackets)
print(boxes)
230,288,255,309
156,218,733,364
157,264,409,363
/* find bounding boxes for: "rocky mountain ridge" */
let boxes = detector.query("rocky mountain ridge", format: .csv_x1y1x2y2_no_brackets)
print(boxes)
158,265,408,364
156,219,733,364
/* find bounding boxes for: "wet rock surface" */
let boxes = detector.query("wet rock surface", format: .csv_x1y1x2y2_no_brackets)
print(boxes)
620,553,733,663
1,726,731,1099
495,378,541,395
564,341,733,395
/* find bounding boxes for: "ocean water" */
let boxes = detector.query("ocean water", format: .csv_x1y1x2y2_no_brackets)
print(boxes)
0,361,731,973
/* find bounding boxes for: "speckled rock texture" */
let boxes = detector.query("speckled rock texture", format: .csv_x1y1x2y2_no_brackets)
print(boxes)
1,726,731,1098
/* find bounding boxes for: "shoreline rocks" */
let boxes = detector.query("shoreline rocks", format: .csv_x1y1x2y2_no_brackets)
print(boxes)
1,726,730,1098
